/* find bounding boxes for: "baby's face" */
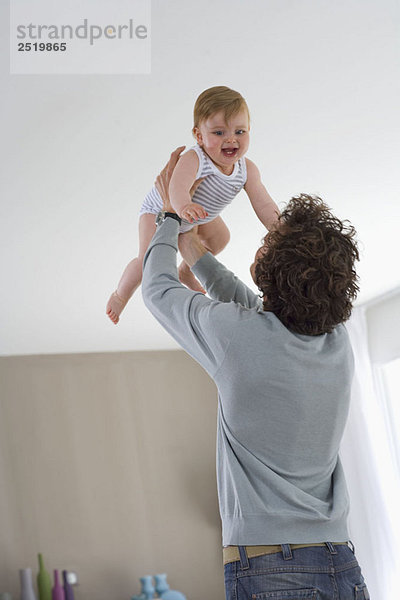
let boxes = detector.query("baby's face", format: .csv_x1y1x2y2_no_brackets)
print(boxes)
194,109,250,171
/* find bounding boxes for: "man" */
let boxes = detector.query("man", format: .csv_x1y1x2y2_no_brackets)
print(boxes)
141,149,370,600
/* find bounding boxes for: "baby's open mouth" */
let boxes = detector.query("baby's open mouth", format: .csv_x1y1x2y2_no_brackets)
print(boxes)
222,148,238,157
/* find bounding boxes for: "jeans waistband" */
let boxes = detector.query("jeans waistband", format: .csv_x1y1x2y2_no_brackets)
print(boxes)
223,541,353,566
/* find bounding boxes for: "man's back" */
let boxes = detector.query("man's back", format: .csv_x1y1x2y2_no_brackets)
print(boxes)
211,304,354,545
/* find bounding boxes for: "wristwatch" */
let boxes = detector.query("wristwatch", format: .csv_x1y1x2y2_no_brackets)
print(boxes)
155,211,182,226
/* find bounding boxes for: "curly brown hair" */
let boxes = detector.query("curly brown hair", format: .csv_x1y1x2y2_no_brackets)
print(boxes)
254,194,360,335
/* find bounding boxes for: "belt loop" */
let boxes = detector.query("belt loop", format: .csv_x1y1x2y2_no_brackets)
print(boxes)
325,542,338,554
238,545,249,570
348,540,355,554
281,544,293,560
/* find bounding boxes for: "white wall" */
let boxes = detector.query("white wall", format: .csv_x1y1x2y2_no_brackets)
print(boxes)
1,0,400,356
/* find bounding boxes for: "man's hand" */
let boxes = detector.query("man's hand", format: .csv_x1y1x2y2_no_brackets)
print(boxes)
155,146,186,212
178,228,208,268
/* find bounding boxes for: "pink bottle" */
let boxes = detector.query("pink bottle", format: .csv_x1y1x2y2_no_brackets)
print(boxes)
52,571,65,600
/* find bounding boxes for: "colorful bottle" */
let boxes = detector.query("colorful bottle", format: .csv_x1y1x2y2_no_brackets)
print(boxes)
19,568,37,600
52,571,65,600
37,554,51,600
62,572,74,600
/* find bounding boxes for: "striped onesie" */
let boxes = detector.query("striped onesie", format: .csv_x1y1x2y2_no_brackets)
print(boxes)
139,144,248,233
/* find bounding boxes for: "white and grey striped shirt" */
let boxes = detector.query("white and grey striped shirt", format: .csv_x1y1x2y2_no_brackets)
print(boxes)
139,144,248,233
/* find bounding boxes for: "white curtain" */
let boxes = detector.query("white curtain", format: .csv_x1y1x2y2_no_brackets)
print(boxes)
341,305,400,599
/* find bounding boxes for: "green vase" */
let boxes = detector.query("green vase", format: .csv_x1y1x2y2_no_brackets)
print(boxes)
37,554,51,600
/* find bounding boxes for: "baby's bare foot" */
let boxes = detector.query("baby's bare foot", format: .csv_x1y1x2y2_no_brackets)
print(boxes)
178,264,206,294
106,291,129,324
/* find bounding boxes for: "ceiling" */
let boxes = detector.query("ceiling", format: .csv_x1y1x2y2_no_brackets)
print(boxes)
1,0,399,356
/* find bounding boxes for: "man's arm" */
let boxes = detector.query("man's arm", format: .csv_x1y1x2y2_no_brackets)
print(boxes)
141,217,241,378
179,230,262,309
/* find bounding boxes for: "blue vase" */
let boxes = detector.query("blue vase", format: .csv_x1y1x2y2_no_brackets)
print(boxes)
140,576,154,600
154,574,186,600
154,574,169,596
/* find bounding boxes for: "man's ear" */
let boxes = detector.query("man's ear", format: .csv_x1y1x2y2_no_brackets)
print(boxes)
192,127,203,146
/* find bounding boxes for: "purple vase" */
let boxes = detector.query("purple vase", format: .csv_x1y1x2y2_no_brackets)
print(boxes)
62,572,74,600
52,571,65,600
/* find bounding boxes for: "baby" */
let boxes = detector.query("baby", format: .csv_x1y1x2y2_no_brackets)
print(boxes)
106,85,280,324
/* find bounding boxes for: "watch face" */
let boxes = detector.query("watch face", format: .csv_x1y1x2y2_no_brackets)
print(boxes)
156,211,165,226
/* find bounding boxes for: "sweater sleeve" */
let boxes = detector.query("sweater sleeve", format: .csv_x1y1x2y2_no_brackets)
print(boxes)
191,252,263,309
141,217,240,378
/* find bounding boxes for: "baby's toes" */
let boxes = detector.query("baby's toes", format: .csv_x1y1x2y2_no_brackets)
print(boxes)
108,311,117,324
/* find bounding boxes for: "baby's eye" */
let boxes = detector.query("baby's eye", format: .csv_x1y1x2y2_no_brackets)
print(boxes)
213,131,223,136
236,130,245,135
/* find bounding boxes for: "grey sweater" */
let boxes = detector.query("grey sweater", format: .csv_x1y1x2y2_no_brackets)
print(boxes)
142,217,354,545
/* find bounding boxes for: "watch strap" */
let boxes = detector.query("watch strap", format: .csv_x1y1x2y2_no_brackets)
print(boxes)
156,211,182,226
164,212,182,225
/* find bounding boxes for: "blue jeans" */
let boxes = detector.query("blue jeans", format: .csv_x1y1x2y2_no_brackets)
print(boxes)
224,542,370,599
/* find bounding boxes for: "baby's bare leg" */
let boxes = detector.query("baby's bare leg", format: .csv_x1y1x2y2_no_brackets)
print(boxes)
197,216,231,254
106,213,156,324
178,217,230,292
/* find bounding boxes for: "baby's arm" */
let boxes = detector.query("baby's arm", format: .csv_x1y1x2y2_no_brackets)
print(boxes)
244,158,280,230
169,149,208,222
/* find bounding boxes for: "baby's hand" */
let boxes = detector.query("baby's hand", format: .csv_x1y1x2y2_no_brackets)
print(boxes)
180,202,208,223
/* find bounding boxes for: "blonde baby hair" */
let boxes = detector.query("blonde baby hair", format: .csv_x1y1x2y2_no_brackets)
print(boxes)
192,86,250,135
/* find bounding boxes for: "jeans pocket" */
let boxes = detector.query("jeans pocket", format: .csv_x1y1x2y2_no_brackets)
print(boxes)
252,589,318,599
354,582,370,600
